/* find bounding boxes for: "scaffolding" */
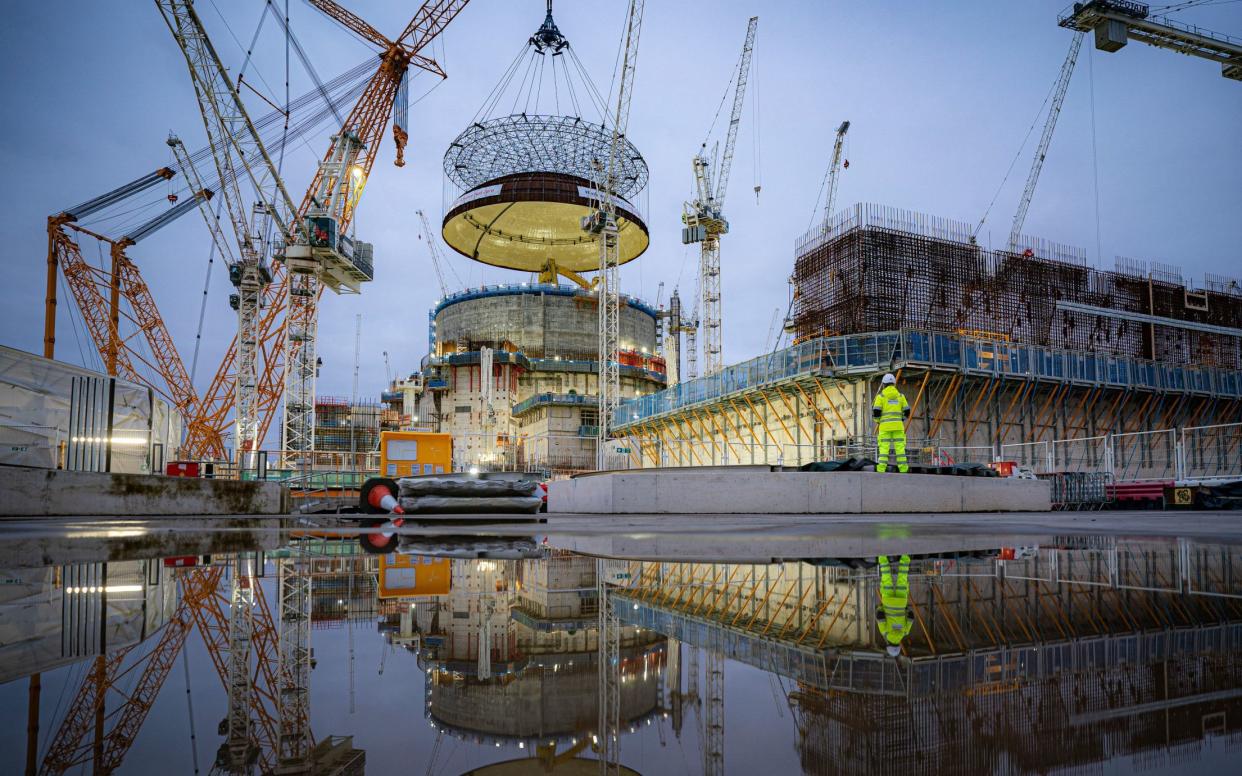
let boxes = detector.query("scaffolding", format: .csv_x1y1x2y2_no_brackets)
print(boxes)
312,398,381,454
793,203,1242,369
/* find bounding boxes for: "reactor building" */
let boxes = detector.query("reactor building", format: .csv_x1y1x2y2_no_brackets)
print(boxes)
402,3,666,473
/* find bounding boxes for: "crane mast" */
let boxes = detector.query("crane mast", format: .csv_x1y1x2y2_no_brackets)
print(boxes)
586,0,645,475
1008,32,1084,252
583,2,645,771
683,16,757,377
180,0,470,463
156,0,304,465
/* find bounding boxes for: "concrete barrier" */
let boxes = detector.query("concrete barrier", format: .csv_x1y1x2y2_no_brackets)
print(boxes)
548,468,1050,514
0,466,288,516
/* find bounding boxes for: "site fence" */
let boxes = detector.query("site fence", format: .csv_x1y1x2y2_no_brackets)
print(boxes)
1003,423,1241,482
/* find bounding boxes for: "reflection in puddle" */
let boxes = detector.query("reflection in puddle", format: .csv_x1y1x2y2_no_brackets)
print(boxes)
1,534,1240,774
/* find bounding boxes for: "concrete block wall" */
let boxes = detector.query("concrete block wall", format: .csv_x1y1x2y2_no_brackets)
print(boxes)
548,469,1051,514
0,466,288,516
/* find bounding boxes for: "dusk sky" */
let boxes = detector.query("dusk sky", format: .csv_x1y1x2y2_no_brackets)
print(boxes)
2,1,1239,412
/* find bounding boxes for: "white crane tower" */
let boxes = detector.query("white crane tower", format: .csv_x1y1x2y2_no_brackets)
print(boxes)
583,0,646,474
682,16,758,378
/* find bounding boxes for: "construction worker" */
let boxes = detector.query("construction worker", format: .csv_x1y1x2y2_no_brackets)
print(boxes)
872,373,910,473
876,554,912,657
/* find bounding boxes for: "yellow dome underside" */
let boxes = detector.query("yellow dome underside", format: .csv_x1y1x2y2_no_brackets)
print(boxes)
443,200,649,273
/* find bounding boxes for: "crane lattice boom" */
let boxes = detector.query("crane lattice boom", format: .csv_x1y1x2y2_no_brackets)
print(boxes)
683,16,757,378
1008,32,1083,252
182,0,470,460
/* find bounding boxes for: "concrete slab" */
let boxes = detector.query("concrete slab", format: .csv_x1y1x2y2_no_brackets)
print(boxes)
548,469,1051,514
0,466,288,517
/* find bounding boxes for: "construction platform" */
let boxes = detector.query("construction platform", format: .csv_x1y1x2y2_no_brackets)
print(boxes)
548,467,1051,514
610,205,1242,474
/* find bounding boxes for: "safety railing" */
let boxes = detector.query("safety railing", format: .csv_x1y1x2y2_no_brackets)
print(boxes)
937,445,996,466
1000,441,1052,472
614,329,1242,428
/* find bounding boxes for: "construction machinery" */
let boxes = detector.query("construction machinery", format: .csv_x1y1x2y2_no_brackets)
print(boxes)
1008,32,1085,252
157,0,313,469
42,170,216,444
816,121,850,225
415,209,457,297
178,0,471,465
680,17,758,379
582,0,648,474
39,565,227,775
1060,0,1242,80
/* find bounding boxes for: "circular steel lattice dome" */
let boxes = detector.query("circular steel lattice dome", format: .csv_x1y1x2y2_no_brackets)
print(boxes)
443,114,649,200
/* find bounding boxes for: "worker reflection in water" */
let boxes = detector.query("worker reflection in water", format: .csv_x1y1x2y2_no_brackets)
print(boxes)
876,554,913,657
872,373,910,473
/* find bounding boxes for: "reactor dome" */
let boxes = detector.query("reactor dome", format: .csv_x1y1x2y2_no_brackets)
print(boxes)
440,3,649,275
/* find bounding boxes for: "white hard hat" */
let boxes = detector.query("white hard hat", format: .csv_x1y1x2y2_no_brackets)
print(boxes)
881,373,896,385
886,645,901,658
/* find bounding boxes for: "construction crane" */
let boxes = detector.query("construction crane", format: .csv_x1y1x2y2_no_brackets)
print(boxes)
704,627,724,776
42,171,213,430
1008,32,1084,252
416,208,453,296
216,556,259,775
39,566,225,775
1060,0,1242,80
157,0,314,470
816,120,850,225
595,557,622,776
277,546,313,772
41,556,298,776
181,0,471,463
582,0,645,474
682,17,758,377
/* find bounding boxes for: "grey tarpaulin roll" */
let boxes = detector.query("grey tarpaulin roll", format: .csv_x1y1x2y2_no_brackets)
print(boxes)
396,477,539,498
398,495,544,514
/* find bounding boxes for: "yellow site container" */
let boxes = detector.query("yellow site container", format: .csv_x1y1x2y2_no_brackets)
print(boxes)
379,430,452,478
378,554,452,599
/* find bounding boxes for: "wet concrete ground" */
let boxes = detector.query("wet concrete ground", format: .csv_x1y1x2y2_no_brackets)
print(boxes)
3,512,1240,774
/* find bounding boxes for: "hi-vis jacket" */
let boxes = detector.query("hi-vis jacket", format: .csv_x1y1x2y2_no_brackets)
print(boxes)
872,386,909,432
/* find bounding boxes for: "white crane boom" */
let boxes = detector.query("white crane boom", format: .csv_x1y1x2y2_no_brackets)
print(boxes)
1008,32,1084,252
820,120,850,223
416,209,449,296
683,16,757,377
714,17,758,207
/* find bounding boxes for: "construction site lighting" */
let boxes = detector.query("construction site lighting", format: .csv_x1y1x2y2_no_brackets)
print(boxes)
65,584,144,594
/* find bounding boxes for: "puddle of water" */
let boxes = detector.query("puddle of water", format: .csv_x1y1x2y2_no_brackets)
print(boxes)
1,523,1240,774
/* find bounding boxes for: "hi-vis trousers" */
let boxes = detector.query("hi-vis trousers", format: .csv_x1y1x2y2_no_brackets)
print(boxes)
876,428,908,473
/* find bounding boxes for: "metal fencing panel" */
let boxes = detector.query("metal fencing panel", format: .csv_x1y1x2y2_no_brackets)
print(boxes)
1181,423,1242,482
1000,441,1051,473
1112,428,1179,482
1051,435,1111,475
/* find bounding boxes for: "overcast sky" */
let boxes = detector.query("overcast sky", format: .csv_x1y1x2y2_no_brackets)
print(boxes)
2,1,1239,415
